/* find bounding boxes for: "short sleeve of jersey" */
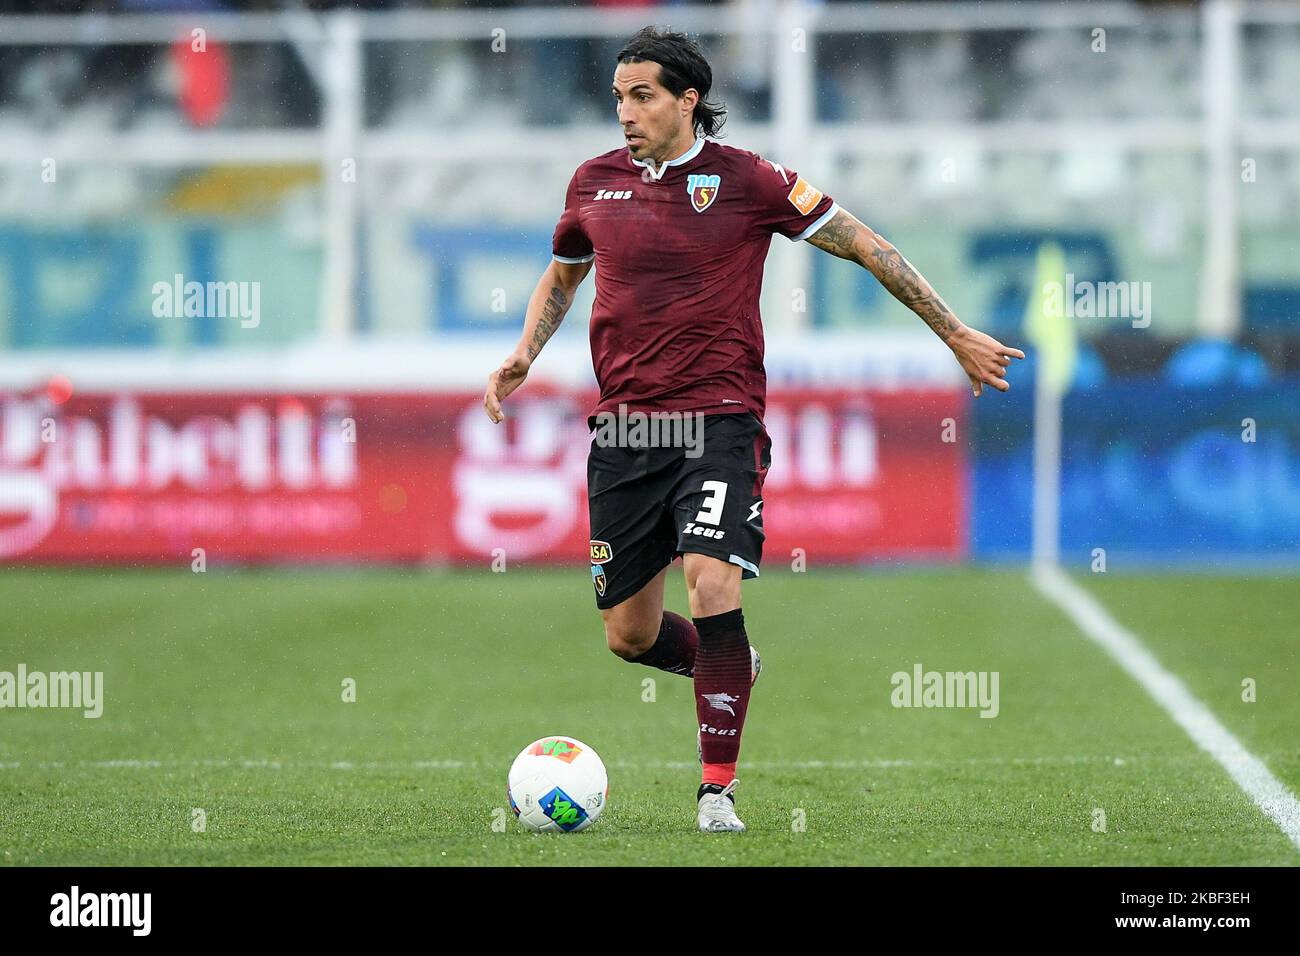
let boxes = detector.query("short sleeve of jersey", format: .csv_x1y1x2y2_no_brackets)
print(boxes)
552,169,595,264
750,155,839,242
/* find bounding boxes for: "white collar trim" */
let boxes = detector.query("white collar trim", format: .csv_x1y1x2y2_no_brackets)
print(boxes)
630,136,705,180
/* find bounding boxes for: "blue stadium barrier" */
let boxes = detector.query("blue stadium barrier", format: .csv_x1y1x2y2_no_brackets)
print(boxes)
971,379,1300,564
1164,339,1271,388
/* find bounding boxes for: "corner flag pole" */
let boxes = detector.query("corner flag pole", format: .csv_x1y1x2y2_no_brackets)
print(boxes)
1031,351,1063,569
1024,242,1075,570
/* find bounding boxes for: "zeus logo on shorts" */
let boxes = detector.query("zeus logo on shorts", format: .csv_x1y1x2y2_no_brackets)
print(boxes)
683,522,725,540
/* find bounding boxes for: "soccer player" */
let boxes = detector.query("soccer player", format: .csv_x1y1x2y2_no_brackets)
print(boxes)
484,27,1024,832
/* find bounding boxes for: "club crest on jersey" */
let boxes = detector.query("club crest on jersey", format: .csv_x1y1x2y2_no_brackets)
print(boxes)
686,173,721,213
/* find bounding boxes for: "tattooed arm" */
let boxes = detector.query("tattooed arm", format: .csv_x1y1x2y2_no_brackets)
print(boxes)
806,208,1024,395
484,257,593,423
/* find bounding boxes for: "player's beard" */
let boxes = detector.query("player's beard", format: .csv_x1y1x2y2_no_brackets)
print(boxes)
625,133,648,157
628,135,671,173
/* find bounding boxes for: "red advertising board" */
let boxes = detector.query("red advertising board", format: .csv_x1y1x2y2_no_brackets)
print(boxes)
0,388,965,564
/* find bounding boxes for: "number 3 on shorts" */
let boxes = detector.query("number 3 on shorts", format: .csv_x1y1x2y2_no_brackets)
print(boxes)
694,480,728,526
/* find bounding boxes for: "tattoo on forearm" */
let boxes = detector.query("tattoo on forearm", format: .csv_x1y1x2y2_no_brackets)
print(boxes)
809,210,959,343
526,285,569,359
868,247,960,342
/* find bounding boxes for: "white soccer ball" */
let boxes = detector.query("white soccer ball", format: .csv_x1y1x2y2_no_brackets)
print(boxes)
507,735,608,833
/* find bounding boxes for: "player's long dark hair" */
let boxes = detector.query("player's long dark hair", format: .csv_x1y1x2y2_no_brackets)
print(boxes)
615,26,728,139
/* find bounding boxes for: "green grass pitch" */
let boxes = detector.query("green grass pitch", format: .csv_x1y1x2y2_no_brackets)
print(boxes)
1,566,1297,866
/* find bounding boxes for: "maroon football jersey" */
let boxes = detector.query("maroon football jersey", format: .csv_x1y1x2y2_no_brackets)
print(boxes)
551,137,837,423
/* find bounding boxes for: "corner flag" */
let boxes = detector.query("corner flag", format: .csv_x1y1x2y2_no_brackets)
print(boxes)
1022,241,1077,396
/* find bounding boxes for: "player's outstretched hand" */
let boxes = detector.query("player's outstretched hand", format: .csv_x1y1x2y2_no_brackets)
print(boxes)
947,324,1026,397
484,350,531,423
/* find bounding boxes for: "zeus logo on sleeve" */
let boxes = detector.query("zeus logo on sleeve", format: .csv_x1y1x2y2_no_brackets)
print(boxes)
787,177,823,215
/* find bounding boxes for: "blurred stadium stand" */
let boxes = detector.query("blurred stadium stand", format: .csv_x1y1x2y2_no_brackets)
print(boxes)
0,1,1297,373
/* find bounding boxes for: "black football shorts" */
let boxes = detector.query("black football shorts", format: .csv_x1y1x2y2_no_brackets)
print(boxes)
586,410,772,609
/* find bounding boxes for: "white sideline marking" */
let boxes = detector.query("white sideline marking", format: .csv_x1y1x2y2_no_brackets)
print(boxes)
1032,562,1300,852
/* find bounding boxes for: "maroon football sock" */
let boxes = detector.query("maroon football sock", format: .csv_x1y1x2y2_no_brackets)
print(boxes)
693,607,751,786
627,611,699,677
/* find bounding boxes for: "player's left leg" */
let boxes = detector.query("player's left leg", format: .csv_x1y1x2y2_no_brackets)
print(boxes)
671,412,772,832
684,553,754,832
